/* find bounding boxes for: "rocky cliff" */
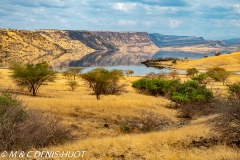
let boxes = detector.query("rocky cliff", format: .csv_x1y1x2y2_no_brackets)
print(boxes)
149,33,227,47
0,29,159,67
67,31,159,52
0,29,94,67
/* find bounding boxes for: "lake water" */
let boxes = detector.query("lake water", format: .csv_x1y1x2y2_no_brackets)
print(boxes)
82,65,178,76
69,50,234,76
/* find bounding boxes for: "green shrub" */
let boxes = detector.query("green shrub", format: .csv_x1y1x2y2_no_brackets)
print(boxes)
206,67,231,85
0,92,26,123
81,68,125,99
186,68,199,77
120,124,132,133
172,59,177,64
227,81,240,100
132,78,180,96
172,80,213,103
191,73,207,84
66,80,79,91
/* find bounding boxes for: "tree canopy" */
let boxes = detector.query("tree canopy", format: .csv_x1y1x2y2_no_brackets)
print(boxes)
10,62,56,96
186,68,199,77
66,67,83,80
81,68,124,99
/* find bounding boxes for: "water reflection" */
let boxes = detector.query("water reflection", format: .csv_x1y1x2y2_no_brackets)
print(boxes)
69,50,155,67
152,50,233,59
82,65,171,76
68,49,235,75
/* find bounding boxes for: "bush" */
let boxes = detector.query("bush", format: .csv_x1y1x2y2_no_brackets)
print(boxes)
0,92,73,151
206,67,231,85
66,80,79,91
172,80,213,103
133,79,213,103
125,70,134,77
81,68,125,99
172,59,177,64
133,79,214,119
120,124,132,133
186,68,199,77
146,72,165,79
176,101,213,119
215,51,220,56
209,81,240,146
227,81,240,100
120,112,172,133
132,78,180,96
169,70,178,79
191,73,207,84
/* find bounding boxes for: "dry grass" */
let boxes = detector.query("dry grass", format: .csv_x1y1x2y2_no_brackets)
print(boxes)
1,68,240,160
173,51,240,71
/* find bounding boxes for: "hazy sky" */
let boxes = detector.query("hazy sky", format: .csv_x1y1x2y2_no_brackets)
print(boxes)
1,0,240,39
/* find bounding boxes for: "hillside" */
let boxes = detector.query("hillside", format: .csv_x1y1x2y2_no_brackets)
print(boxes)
0,29,95,67
149,33,240,52
173,51,240,71
0,29,159,67
67,31,159,52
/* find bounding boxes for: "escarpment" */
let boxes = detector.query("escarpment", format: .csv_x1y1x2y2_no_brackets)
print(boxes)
0,29,159,67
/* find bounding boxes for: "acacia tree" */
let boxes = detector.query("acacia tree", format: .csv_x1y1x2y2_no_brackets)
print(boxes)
66,80,79,91
129,70,134,77
66,67,83,80
186,68,199,77
10,62,56,96
125,70,134,77
169,70,178,79
81,68,124,99
206,67,231,85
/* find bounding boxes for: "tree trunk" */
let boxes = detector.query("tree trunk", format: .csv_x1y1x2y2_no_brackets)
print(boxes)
96,94,100,100
32,85,36,96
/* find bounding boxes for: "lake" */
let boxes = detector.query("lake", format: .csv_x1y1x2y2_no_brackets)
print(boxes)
69,50,234,76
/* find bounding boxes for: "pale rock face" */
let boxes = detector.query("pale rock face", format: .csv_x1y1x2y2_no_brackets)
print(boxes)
0,29,159,67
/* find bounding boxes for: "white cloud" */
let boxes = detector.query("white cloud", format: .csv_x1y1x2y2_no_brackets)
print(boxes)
169,19,182,28
118,19,137,26
230,20,240,27
77,12,87,19
112,2,136,12
33,8,45,13
233,4,240,14
60,19,67,23
143,21,152,27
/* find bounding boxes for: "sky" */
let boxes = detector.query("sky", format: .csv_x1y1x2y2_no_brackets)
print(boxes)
0,0,240,40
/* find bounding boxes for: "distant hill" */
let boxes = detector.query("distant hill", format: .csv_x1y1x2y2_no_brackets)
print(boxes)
149,33,228,48
1,28,240,68
224,38,240,46
0,29,158,67
0,29,95,67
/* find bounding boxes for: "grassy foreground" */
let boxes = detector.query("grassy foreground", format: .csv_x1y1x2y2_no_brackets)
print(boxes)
0,68,240,160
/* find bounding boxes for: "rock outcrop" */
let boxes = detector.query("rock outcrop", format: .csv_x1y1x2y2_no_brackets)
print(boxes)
67,31,159,52
149,33,227,47
0,29,94,67
0,29,159,67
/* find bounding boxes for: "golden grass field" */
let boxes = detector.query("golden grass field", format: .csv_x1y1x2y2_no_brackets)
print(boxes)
0,60,240,160
173,51,240,72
